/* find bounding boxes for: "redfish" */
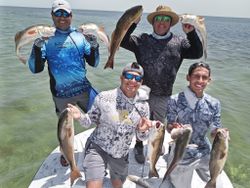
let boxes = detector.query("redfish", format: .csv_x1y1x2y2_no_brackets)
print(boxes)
57,108,82,186
104,5,143,69
205,128,229,188
14,24,55,64
179,14,207,60
78,23,110,51
160,124,193,187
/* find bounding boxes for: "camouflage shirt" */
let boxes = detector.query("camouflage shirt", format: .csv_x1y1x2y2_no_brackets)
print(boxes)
121,23,203,96
79,87,150,158
167,87,222,163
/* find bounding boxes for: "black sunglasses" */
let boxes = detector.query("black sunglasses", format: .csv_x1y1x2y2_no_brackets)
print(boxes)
123,72,143,82
53,10,71,18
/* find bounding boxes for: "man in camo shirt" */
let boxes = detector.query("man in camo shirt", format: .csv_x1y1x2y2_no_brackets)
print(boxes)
67,62,161,188
121,5,203,163
165,62,222,188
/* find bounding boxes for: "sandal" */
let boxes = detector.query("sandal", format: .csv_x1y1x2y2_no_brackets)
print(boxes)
60,155,69,167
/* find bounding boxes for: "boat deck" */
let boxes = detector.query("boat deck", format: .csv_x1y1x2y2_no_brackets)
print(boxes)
29,128,233,188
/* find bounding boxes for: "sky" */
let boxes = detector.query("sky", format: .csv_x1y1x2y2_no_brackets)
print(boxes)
0,0,250,18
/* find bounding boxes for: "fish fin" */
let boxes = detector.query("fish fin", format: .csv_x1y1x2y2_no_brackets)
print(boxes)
127,175,151,188
198,16,205,22
18,56,27,64
219,152,226,160
27,29,37,35
98,26,105,32
204,50,207,60
104,58,114,69
70,168,82,186
96,27,111,52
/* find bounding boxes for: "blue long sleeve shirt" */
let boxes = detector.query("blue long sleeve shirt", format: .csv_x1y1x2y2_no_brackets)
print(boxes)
167,88,222,163
28,27,99,98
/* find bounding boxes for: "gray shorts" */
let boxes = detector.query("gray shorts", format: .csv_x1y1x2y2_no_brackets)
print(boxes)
148,94,169,123
83,141,129,183
52,92,89,115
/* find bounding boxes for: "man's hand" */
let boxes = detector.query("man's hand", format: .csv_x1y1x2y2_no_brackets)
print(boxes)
167,122,183,133
182,23,195,33
34,38,45,48
67,103,82,120
137,117,153,133
84,33,99,48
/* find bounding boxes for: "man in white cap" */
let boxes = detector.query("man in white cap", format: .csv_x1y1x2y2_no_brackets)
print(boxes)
121,5,203,164
28,0,100,166
28,0,99,118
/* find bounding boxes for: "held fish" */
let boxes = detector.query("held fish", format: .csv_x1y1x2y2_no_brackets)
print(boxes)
14,24,55,64
104,5,143,69
160,124,193,186
179,14,207,60
205,128,229,188
78,23,110,51
57,108,82,186
147,121,165,178
127,175,151,188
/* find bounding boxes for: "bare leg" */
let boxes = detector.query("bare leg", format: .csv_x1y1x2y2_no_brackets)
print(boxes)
111,179,123,188
86,180,103,188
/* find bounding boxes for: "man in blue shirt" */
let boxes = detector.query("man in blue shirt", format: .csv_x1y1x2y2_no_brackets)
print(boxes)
165,62,222,188
28,0,100,116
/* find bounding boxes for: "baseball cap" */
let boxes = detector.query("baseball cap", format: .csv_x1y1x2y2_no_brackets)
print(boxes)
52,0,72,14
122,62,144,76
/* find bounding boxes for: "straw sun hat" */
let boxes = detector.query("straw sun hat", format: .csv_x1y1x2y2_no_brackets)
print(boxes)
147,5,179,26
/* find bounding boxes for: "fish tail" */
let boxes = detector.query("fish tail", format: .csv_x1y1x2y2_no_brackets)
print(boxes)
148,168,159,178
204,50,207,60
162,163,178,181
104,57,114,69
70,168,82,186
204,180,216,188
127,175,151,188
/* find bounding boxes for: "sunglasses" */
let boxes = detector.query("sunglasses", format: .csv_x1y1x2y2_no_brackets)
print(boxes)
154,15,171,22
123,72,143,82
188,62,211,76
53,10,71,18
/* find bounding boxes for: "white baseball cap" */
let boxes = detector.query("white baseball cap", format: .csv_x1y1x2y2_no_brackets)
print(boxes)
52,0,72,14
122,62,144,76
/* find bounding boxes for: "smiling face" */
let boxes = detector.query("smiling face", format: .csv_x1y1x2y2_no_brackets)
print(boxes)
120,71,143,98
152,15,171,36
51,10,72,31
186,66,211,98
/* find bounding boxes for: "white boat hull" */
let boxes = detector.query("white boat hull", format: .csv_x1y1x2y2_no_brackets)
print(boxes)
29,128,233,188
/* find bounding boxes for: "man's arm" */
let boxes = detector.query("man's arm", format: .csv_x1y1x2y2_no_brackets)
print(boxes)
181,29,203,59
210,100,222,137
120,23,138,52
28,39,46,73
84,34,100,67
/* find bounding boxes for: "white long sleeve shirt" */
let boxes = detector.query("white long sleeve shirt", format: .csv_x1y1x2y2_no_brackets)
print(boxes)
79,86,150,158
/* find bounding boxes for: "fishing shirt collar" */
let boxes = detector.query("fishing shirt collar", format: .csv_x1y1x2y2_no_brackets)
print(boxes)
151,31,171,39
118,87,136,104
118,85,149,105
55,26,75,34
184,86,205,110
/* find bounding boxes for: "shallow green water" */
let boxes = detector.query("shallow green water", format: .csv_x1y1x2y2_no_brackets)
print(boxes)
0,6,250,188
